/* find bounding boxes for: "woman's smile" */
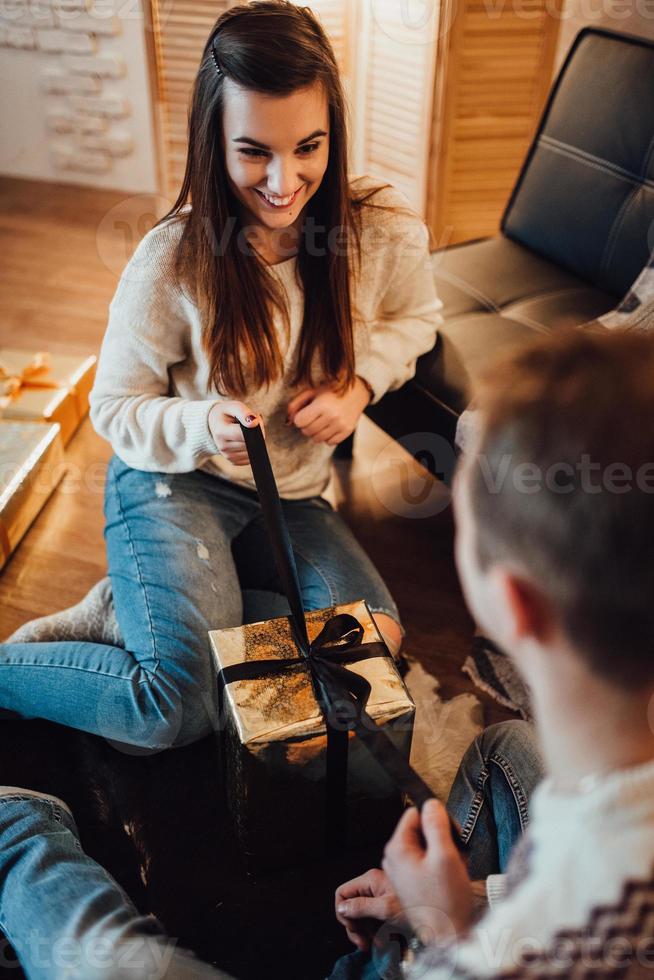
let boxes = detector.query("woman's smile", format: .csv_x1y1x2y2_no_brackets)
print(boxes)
253,185,305,210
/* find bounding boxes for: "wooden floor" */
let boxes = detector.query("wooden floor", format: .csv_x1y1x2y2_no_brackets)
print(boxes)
0,176,511,979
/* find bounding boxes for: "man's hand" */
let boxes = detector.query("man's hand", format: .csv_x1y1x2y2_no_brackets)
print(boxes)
335,868,404,952
382,800,475,943
287,376,372,446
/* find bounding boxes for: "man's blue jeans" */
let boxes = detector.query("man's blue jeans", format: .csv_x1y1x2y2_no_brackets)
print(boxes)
328,719,544,980
448,718,543,880
0,455,399,751
0,722,542,980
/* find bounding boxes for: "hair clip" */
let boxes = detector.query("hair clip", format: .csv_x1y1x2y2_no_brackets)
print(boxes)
210,42,222,77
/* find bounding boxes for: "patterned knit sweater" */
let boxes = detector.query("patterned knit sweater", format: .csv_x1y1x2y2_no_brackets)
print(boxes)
415,757,654,979
89,177,443,498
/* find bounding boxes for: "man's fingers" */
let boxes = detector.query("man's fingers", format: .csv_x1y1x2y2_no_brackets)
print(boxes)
421,799,455,855
287,389,316,422
345,926,370,953
386,806,424,861
335,871,378,904
337,896,394,922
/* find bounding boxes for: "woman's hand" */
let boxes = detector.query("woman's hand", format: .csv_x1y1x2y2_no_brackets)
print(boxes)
286,376,372,446
335,868,405,952
208,401,263,466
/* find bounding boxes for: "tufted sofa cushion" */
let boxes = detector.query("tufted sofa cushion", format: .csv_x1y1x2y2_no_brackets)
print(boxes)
503,28,654,298
366,27,654,472
419,236,617,415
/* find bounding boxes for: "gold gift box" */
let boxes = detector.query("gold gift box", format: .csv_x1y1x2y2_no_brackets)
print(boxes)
209,599,415,873
0,421,65,571
0,350,97,446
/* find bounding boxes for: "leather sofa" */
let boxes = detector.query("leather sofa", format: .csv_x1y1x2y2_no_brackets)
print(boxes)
364,27,654,481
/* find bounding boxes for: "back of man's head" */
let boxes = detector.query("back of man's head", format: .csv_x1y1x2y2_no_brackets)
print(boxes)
467,328,654,690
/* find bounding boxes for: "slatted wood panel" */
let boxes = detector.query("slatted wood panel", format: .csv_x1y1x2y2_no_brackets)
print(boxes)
427,0,562,244
149,0,233,200
294,0,350,72
150,0,352,201
354,0,438,213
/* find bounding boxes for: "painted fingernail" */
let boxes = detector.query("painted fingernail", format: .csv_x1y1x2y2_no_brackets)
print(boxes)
245,415,256,424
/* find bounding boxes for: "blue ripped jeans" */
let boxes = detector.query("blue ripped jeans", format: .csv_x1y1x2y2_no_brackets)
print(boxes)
0,788,229,980
0,454,400,751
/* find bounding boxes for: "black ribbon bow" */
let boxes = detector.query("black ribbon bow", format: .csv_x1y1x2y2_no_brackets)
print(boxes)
220,422,464,851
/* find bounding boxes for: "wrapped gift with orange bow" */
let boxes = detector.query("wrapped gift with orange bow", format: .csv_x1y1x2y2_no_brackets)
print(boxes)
0,421,65,571
0,350,97,446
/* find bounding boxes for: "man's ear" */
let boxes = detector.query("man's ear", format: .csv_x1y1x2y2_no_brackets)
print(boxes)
493,567,556,645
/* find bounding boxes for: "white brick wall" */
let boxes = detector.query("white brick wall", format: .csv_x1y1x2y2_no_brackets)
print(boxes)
50,140,111,172
68,93,130,117
56,13,120,35
52,0,92,12
78,130,133,155
6,25,36,48
63,52,125,76
0,0,156,189
41,67,102,93
35,27,94,52
8,5,56,28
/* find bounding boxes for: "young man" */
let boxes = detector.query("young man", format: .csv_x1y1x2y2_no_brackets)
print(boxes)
334,328,654,978
1,329,653,978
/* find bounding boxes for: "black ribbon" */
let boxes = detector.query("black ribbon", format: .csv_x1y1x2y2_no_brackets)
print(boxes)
223,422,464,851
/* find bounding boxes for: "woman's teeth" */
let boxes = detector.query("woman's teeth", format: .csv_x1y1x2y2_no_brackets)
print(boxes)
257,188,301,208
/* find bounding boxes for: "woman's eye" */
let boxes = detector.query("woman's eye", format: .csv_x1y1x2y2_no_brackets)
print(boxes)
239,143,320,160
238,143,321,159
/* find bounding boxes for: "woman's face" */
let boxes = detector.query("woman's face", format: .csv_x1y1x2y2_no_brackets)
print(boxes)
222,78,330,233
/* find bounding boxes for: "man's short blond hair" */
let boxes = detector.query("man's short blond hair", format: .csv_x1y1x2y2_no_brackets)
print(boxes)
467,327,654,689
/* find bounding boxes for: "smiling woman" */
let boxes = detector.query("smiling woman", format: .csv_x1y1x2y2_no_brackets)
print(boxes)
223,80,330,251
0,1,443,757
172,0,366,404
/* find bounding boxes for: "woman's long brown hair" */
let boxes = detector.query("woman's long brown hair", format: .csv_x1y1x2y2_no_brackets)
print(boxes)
157,0,386,399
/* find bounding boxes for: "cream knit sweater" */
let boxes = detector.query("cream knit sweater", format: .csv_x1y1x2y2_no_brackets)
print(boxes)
415,758,654,978
89,178,443,498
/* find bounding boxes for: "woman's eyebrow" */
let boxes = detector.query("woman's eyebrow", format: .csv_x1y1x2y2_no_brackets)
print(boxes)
232,129,328,149
297,129,328,145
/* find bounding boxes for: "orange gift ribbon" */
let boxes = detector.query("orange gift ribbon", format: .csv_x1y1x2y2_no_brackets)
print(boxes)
0,352,63,412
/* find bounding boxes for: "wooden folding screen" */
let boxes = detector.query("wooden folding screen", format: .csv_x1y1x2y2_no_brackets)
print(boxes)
146,0,561,240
